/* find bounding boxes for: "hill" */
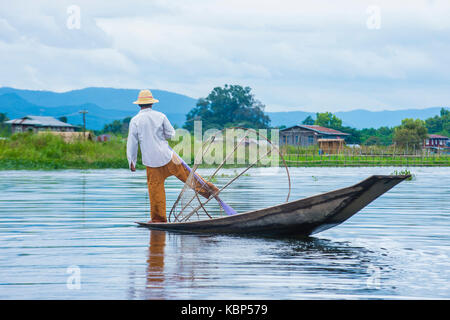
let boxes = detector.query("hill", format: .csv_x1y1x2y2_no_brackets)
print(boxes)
0,87,196,130
267,107,444,129
0,93,132,130
0,86,445,130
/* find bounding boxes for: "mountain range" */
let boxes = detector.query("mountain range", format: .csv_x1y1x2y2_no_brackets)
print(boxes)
267,108,445,129
0,87,195,130
0,87,445,130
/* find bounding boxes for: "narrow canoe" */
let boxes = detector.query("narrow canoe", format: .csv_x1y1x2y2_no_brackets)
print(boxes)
136,175,409,237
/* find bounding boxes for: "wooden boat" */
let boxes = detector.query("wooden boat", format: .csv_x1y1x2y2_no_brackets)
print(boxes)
137,175,410,237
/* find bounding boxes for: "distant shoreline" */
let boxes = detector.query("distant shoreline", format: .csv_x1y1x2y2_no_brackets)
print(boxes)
1,132,448,170
1,160,448,170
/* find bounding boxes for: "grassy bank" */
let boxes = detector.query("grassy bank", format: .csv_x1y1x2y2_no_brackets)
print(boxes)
0,133,131,170
282,153,450,167
0,133,448,170
280,145,450,167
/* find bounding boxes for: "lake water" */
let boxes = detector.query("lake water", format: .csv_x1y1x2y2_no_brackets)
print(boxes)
0,167,449,299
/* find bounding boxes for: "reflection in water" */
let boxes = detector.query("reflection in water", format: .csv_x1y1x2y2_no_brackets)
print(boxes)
255,237,400,298
146,231,166,288
273,237,377,274
81,172,86,222
0,167,448,299
142,231,222,299
139,232,392,299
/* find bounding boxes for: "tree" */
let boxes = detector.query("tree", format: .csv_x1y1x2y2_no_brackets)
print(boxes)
302,115,314,125
0,113,10,137
58,116,68,123
0,113,9,123
314,112,342,129
364,136,382,146
101,117,131,135
425,107,449,136
393,118,428,148
359,126,393,146
184,84,270,132
338,126,361,144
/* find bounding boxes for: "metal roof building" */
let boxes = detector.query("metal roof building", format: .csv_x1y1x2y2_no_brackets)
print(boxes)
280,124,349,146
6,115,76,133
424,134,449,151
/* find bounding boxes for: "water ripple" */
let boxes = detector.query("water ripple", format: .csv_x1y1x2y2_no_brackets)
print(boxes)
0,167,448,299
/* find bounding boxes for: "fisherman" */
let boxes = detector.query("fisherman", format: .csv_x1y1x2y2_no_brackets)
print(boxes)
127,89,219,223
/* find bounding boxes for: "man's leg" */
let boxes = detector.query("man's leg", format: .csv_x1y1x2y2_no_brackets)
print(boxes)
147,231,165,285
146,166,169,222
168,154,219,198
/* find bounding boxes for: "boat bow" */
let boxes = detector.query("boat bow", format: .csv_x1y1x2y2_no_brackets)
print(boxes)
137,175,410,237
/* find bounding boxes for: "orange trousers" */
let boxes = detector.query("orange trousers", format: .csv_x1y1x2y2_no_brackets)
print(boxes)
146,154,219,222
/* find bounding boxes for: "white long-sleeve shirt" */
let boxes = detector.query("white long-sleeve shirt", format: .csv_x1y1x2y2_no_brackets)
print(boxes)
127,108,176,168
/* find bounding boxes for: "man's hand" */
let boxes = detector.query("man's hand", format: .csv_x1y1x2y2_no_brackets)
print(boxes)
130,162,136,172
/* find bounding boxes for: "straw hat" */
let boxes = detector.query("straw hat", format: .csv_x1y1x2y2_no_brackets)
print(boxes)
133,89,159,105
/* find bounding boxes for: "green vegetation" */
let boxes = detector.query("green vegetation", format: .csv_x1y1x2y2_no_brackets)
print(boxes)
313,112,363,144
281,144,448,167
0,131,447,170
425,108,449,136
0,87,448,170
391,169,414,180
94,93,448,148
0,113,11,137
0,132,130,170
315,112,343,128
96,117,131,136
281,152,448,167
304,108,449,146
58,116,68,123
183,84,270,131
358,126,394,146
303,111,395,145
302,115,314,125
393,118,428,148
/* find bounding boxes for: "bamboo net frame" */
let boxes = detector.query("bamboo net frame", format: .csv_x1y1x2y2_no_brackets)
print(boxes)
168,127,291,223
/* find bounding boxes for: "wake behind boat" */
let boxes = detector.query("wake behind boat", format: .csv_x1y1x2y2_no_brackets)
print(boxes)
137,174,410,237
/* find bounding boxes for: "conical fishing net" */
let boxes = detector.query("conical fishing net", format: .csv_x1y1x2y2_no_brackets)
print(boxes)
168,127,290,223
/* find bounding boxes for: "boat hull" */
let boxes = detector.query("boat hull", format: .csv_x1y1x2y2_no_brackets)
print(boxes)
137,175,409,237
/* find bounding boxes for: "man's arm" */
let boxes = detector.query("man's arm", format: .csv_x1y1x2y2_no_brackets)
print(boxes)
127,120,138,171
162,115,176,140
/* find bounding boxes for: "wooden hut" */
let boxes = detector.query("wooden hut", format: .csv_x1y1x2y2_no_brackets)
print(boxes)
318,139,345,154
280,125,349,147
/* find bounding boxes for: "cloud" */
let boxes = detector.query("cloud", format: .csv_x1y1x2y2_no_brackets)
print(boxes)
0,1,113,49
0,0,450,111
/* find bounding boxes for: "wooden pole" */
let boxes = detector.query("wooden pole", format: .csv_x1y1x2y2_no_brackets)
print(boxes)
79,110,88,139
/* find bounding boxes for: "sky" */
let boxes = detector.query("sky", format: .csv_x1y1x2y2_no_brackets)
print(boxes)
0,0,449,112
